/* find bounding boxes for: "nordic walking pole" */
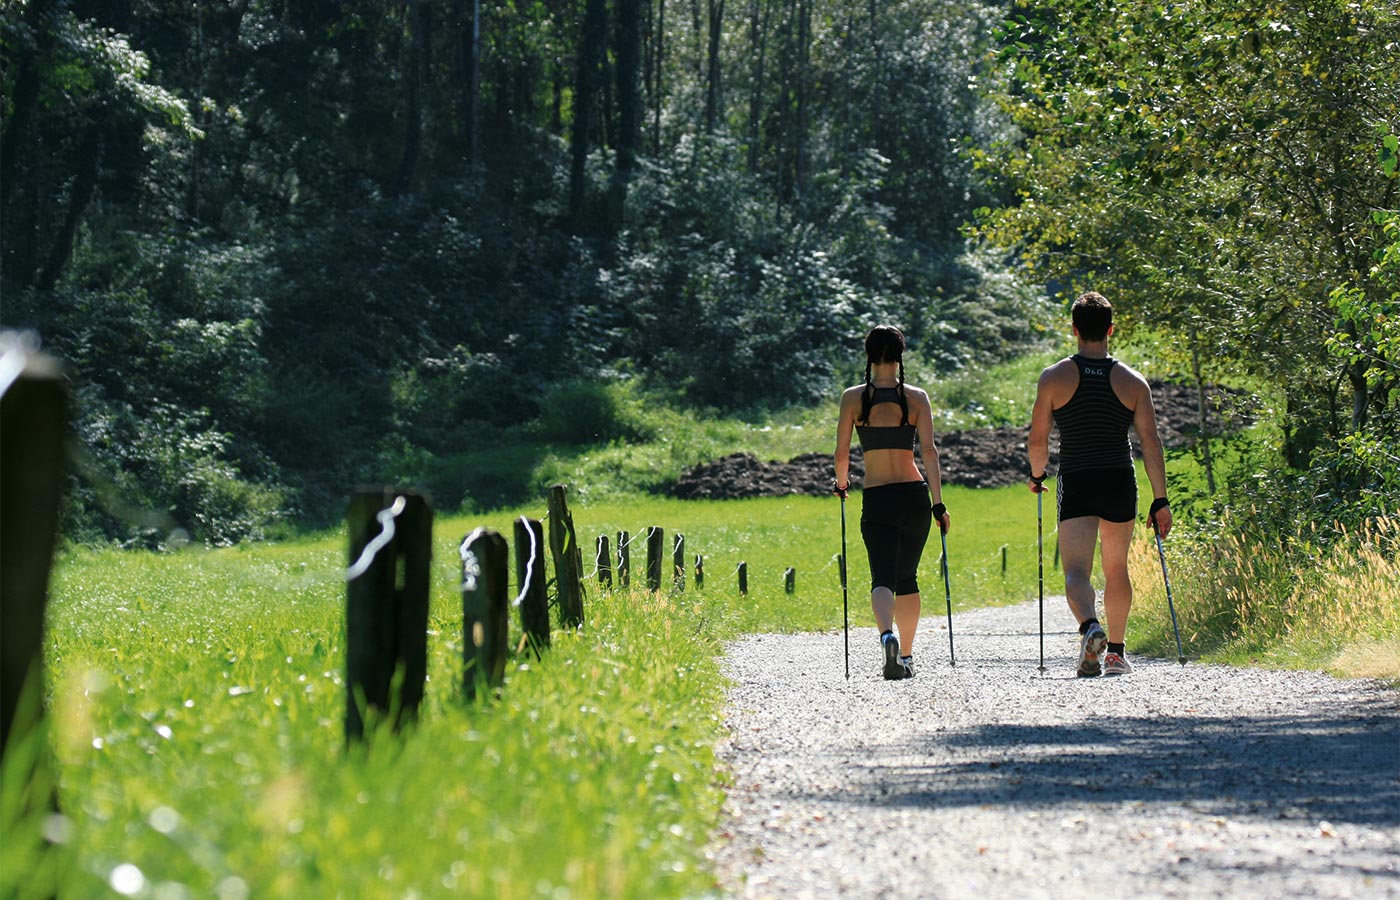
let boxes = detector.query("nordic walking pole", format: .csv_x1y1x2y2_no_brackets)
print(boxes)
1152,514,1187,665
938,519,955,667
838,490,850,680
1035,481,1046,674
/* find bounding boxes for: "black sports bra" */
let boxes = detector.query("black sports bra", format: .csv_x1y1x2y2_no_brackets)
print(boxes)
856,386,917,452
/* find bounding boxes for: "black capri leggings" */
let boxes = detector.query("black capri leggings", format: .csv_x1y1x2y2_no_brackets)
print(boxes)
860,481,932,595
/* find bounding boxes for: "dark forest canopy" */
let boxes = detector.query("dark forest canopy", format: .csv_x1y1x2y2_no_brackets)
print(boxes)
2,0,1395,543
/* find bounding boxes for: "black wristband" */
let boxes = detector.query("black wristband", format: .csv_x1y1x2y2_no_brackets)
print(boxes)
1030,472,1047,485
931,503,947,520
1149,497,1169,517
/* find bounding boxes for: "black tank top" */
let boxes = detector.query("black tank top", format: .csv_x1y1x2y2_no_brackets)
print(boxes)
1052,355,1134,473
856,386,917,452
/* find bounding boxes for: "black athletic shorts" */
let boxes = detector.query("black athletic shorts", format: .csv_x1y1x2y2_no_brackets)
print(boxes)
860,481,932,595
1057,467,1137,523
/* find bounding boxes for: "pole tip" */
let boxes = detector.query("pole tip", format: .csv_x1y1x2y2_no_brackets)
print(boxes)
1178,657,1187,666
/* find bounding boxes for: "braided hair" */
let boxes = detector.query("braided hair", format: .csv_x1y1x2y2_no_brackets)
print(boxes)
858,326,909,426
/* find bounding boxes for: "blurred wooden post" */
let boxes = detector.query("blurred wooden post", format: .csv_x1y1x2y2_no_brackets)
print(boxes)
1053,536,1060,570
645,526,663,592
596,535,612,588
694,554,704,590
784,567,796,594
0,338,65,818
515,518,549,655
345,489,432,742
462,528,509,698
1001,545,1008,576
547,484,585,628
616,531,630,588
738,561,748,596
672,533,685,592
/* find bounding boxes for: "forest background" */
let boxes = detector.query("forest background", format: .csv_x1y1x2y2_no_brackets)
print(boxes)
2,0,1397,550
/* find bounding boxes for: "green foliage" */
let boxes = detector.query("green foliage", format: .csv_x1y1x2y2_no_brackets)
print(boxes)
537,379,658,445
974,0,1400,469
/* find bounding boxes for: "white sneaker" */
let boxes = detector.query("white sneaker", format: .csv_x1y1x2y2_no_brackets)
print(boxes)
1076,623,1107,677
1102,652,1133,675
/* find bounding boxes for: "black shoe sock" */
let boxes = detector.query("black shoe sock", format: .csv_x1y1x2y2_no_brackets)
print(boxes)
880,629,894,642
1107,642,1125,656
1078,618,1100,636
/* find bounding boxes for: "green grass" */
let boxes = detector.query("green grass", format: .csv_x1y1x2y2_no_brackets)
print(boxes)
11,484,1061,899
1129,511,1400,683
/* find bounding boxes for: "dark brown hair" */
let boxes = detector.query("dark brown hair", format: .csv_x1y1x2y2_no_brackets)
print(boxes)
1072,291,1113,342
859,325,908,425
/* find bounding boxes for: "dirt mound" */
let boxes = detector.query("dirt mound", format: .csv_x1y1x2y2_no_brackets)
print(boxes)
666,381,1253,500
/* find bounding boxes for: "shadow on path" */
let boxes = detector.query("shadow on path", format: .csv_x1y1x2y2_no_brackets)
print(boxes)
819,695,1400,828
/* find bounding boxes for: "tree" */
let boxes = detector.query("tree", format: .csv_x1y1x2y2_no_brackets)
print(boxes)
974,0,1400,467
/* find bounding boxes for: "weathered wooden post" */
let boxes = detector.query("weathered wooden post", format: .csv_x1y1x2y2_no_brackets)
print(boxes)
646,526,664,592
515,518,549,655
345,489,432,742
463,528,510,698
617,531,631,588
784,567,796,594
737,561,748,596
0,336,66,836
672,533,685,592
694,554,704,590
547,484,585,628
596,535,613,588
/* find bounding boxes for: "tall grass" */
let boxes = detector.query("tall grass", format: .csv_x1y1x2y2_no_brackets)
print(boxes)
1128,512,1400,681
11,519,735,899
11,485,1052,899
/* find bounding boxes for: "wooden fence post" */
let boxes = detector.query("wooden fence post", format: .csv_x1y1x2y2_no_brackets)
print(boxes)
596,535,612,588
784,567,796,594
461,528,509,698
617,531,630,588
694,554,704,590
515,518,549,655
345,489,432,742
547,484,585,628
646,526,664,592
738,561,748,596
0,338,66,832
672,533,685,592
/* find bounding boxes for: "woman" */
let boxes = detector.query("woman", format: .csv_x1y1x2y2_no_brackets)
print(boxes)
834,325,951,680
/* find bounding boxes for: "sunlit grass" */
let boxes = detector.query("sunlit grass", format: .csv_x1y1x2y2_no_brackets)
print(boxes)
23,528,731,899
15,484,1066,898
1128,512,1400,683
12,416,1398,896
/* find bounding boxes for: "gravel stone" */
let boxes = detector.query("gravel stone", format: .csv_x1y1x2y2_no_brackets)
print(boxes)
711,600,1400,899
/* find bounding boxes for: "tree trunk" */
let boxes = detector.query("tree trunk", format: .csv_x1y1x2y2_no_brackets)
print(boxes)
794,0,810,198
704,0,725,133
570,0,609,223
1189,329,1216,495
609,0,642,228
746,0,768,171
455,0,481,165
393,0,426,195
651,0,665,153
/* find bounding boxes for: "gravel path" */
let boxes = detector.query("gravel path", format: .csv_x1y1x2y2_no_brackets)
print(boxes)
711,600,1400,899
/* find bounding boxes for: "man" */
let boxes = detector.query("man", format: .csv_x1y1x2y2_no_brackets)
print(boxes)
1027,291,1172,676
